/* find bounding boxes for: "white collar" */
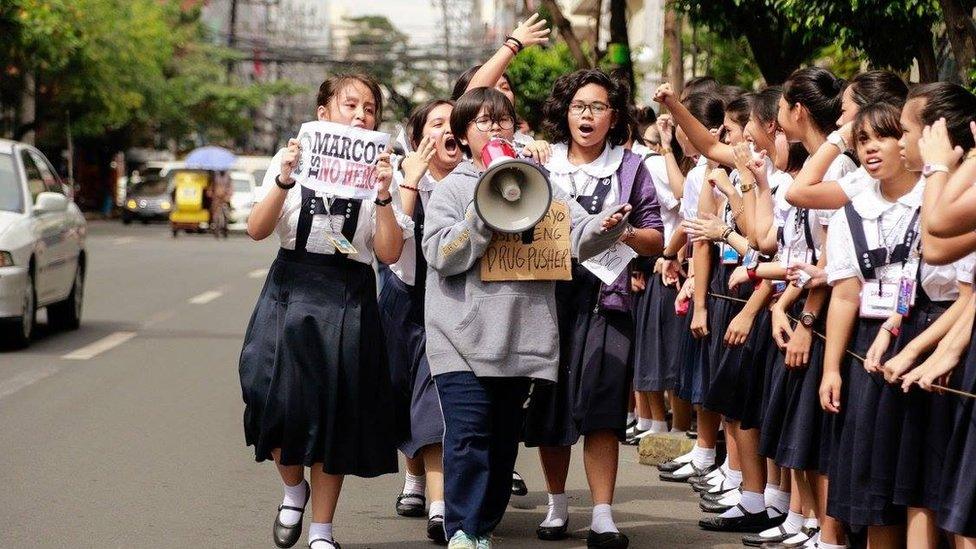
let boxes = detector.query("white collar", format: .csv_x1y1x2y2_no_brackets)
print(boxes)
547,143,624,179
851,177,924,220
418,172,437,192
695,155,709,168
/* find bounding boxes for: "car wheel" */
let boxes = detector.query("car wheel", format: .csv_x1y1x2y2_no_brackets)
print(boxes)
5,268,36,348
49,262,84,331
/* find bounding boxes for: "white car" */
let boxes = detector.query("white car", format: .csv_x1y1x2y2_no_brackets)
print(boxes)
0,139,87,347
228,170,256,231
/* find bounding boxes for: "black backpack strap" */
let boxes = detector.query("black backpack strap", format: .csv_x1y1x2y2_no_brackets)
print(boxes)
844,203,886,280
800,208,819,264
889,207,922,264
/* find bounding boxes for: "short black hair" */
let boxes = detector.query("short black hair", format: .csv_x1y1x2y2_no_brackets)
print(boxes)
719,85,745,104
541,69,633,147
848,70,908,109
752,86,782,125
451,65,516,101
681,76,719,100
908,82,976,150
683,91,725,129
783,67,845,134
853,102,903,152
406,99,454,149
450,87,517,157
316,73,384,128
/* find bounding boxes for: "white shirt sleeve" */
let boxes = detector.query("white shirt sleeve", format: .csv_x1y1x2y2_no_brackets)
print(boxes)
825,209,862,285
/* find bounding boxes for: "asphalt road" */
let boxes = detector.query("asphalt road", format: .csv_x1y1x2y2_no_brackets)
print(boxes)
0,221,742,548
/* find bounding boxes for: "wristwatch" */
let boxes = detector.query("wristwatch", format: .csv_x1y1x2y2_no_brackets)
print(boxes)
799,311,817,328
922,163,950,178
739,182,756,193
826,131,849,153
374,194,393,207
662,252,678,260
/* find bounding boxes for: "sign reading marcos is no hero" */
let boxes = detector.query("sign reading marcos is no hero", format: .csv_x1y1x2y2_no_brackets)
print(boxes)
293,121,390,199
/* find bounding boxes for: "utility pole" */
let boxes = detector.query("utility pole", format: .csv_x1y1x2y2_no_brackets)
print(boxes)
608,0,634,92
227,0,240,80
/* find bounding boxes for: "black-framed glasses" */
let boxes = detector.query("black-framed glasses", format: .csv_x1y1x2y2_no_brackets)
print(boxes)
473,115,515,132
569,101,612,117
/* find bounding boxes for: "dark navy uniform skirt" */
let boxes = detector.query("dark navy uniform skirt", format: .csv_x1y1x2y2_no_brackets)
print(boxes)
827,317,905,527
633,272,682,392
938,319,976,537
239,249,398,477
378,272,444,459
701,255,750,413
524,265,634,447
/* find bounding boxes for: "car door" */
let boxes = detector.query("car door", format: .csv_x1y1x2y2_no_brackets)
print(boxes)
31,149,77,300
19,148,63,305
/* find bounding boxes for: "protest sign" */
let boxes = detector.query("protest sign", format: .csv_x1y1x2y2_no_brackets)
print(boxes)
480,201,572,281
292,121,390,199
582,240,637,285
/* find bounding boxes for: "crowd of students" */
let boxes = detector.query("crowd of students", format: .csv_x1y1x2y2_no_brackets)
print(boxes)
235,12,976,549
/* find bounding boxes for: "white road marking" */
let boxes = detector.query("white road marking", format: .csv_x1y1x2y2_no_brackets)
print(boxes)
61,331,137,361
248,268,269,279
188,290,223,304
0,365,61,400
141,309,177,328
113,236,136,245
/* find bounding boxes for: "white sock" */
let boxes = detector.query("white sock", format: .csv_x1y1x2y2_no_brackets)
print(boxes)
719,490,763,518
669,428,686,435
803,516,820,529
725,468,743,487
758,510,804,538
429,500,445,519
540,493,569,528
674,447,696,463
717,489,742,506
626,412,636,424
637,417,653,431
765,486,790,516
817,541,846,549
802,532,820,548
783,530,813,544
403,473,426,496
309,522,333,543
705,466,725,481
279,479,308,527
649,420,668,433
591,503,618,534
690,445,716,468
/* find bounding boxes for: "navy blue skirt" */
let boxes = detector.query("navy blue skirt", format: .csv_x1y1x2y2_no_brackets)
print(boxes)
523,267,634,447
239,250,398,477
701,258,750,413
633,274,682,392
827,317,905,527
937,319,976,537
759,349,790,459
378,272,444,459
740,309,776,430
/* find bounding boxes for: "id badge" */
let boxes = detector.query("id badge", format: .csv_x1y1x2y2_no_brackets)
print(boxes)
897,278,916,316
328,232,358,255
720,242,740,265
772,281,787,296
860,282,899,319
786,245,813,268
742,248,760,270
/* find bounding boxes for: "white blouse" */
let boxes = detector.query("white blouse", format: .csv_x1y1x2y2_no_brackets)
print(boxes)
388,171,436,286
679,156,712,221
642,154,681,243
545,142,622,205
836,166,874,201
257,148,414,265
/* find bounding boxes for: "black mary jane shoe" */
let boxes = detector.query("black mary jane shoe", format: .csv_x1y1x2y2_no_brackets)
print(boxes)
656,458,691,473
698,504,777,533
586,530,630,548
659,463,715,483
700,486,740,503
740,523,793,547
274,481,310,549
511,471,528,496
309,538,341,549
395,492,427,518
427,515,447,545
536,521,569,541
699,498,735,514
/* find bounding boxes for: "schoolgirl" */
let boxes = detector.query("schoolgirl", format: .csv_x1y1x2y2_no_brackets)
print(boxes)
380,99,461,544
518,69,664,548
240,73,411,549
422,87,644,549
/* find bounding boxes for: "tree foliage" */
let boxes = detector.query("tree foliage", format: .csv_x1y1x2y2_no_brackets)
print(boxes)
506,42,578,131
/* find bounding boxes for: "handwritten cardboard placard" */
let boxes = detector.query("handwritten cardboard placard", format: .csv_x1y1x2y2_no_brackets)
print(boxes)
292,120,390,200
582,241,637,285
480,201,572,281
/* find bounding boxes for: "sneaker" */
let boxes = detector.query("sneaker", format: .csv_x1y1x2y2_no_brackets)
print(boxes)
448,531,477,549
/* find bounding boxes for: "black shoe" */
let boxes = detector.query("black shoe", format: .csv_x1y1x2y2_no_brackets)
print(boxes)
395,492,426,518
690,475,725,493
536,521,569,541
698,505,778,533
699,498,735,514
686,430,698,439
657,457,692,473
659,462,715,482
759,526,818,548
427,515,447,545
700,487,740,504
623,431,647,446
274,481,310,548
626,417,637,431
586,530,629,548
741,523,793,547
624,423,645,439
511,471,528,496
309,539,341,549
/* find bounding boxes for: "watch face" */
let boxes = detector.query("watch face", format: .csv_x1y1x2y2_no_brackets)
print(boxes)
801,314,815,327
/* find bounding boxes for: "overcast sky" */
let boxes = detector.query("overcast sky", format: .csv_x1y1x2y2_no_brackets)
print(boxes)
340,0,443,46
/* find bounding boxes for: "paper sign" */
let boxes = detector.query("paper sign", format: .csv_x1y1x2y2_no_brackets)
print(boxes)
480,201,572,281
582,241,638,285
292,120,390,199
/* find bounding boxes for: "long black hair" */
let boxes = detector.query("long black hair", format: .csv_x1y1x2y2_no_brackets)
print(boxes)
908,82,976,150
541,69,633,147
848,70,908,109
451,65,516,101
783,67,845,134
406,99,454,149
316,73,384,128
752,86,782,125
852,102,903,152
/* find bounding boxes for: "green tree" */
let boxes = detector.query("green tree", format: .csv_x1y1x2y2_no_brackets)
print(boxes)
506,42,578,131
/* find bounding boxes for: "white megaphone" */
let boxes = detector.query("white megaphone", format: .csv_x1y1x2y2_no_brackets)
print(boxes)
474,138,553,234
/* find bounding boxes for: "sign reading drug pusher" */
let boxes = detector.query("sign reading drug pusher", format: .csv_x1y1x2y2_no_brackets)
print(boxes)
292,121,391,200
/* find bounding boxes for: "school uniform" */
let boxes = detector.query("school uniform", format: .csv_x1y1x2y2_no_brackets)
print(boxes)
632,153,684,394
824,178,925,527
676,157,711,405
891,251,974,511
422,159,638,539
239,148,413,477
522,143,665,447
378,173,444,458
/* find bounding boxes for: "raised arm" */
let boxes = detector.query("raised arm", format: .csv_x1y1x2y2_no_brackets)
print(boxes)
464,14,550,94
653,83,735,168
656,115,685,199
785,125,852,209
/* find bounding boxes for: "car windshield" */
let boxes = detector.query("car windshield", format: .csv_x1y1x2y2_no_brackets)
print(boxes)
232,176,251,193
0,153,25,213
130,176,170,196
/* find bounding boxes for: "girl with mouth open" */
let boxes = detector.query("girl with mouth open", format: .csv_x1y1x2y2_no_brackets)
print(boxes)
521,69,665,549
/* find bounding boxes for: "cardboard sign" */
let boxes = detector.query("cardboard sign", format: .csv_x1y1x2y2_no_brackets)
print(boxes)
480,201,572,281
292,121,390,199
582,241,637,285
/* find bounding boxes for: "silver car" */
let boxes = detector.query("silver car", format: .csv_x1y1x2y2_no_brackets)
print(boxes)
0,139,87,347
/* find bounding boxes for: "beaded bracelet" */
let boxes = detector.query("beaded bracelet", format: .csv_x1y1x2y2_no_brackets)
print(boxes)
505,35,524,51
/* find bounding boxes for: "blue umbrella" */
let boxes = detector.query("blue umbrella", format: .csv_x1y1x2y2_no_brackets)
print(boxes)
185,146,237,171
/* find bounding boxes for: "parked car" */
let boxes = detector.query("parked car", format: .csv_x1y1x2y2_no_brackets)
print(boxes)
228,170,256,231
234,155,272,189
0,139,87,347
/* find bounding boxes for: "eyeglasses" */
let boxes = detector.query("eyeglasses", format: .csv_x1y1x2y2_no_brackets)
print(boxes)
473,115,515,132
569,101,612,117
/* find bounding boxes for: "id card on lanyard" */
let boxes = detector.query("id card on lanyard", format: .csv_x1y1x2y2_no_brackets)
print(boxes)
860,276,900,319
720,201,740,264
897,253,920,316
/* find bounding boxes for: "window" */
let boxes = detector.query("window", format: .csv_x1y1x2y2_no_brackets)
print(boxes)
0,153,25,213
21,150,46,203
30,151,63,194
